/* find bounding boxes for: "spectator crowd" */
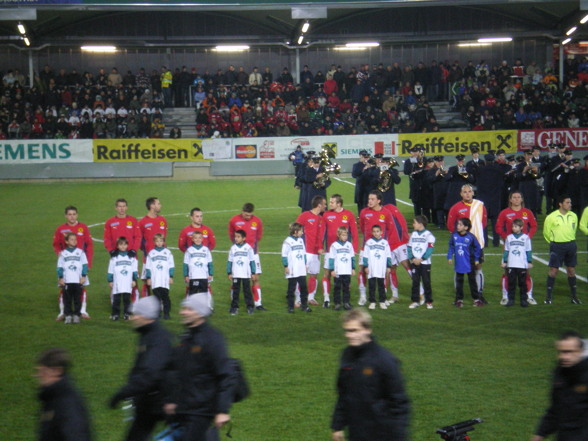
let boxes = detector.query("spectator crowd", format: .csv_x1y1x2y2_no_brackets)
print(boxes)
1,56,588,140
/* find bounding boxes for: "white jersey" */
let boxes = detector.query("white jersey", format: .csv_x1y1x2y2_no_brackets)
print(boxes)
184,245,213,279
328,240,355,276
57,248,88,283
504,233,532,269
281,236,307,278
146,247,175,289
362,238,392,278
228,243,255,278
108,253,138,294
408,229,436,265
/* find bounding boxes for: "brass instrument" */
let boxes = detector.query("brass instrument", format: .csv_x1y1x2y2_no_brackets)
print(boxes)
313,145,341,188
378,168,392,193
457,166,469,179
525,161,539,178
438,166,447,177
389,157,399,168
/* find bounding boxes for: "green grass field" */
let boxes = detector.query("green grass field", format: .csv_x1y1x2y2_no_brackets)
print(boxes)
1,176,586,441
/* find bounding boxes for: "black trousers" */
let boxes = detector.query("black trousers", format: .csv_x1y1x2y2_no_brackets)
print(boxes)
125,398,164,441
188,278,209,295
231,278,253,309
507,267,528,303
455,272,479,301
411,264,432,303
112,292,131,316
63,283,82,316
286,276,308,308
333,274,351,305
177,415,214,441
368,277,386,303
152,287,170,316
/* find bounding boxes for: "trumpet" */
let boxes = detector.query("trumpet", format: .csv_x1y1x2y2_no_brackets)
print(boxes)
525,161,539,178
437,166,447,177
313,145,341,188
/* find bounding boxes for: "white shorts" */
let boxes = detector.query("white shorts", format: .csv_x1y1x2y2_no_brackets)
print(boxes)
253,254,262,274
307,253,320,275
141,264,147,279
391,244,407,265
323,252,332,269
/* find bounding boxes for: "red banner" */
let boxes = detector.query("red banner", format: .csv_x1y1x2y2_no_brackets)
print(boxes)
518,129,588,150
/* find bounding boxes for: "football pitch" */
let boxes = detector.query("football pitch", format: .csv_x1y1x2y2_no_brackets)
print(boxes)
1,176,586,441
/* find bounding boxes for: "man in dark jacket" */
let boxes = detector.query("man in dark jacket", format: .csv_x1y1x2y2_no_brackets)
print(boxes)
532,331,588,441
109,297,172,441
352,150,372,215
164,294,234,441
36,347,92,441
331,309,410,441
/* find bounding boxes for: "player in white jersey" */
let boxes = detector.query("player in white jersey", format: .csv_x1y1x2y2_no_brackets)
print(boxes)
329,227,356,311
107,237,139,321
282,222,311,313
183,231,214,310
501,218,533,307
145,234,175,319
362,225,393,310
57,233,89,324
407,215,436,309
227,229,257,315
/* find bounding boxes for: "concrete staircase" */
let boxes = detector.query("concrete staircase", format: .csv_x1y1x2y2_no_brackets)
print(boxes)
429,101,469,131
163,106,197,137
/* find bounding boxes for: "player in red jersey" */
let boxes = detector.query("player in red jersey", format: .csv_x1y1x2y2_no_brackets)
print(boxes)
358,191,394,305
447,184,488,303
138,197,167,298
383,203,418,303
178,207,217,252
321,194,358,308
496,190,538,304
178,207,216,302
103,198,141,253
228,202,267,311
52,205,93,320
296,195,326,306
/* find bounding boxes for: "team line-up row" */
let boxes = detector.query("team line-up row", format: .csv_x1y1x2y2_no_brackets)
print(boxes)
53,189,588,322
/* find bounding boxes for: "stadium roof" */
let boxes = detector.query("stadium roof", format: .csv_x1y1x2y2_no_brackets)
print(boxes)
0,0,585,49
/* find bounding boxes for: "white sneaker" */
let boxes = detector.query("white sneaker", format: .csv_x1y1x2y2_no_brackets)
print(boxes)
500,298,508,305
527,297,538,305
419,294,425,305
73,315,80,324
391,296,399,304
379,302,388,310
64,316,73,324
426,302,434,309
368,303,376,310
358,296,367,306
384,300,391,306
409,302,420,309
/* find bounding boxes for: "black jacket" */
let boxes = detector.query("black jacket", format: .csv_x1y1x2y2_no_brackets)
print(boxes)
332,339,410,441
169,322,234,417
536,357,588,441
38,376,92,441
115,321,172,411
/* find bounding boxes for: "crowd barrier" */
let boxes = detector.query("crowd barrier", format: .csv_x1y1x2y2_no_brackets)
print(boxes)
0,130,586,180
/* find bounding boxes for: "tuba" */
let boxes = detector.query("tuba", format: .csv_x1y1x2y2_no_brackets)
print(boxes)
313,145,341,188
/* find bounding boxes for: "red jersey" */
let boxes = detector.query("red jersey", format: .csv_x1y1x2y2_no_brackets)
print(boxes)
296,211,325,254
52,222,94,268
178,224,216,252
359,207,393,244
103,215,141,252
383,204,410,250
322,209,359,252
495,207,537,240
139,215,168,255
447,200,488,247
228,214,263,253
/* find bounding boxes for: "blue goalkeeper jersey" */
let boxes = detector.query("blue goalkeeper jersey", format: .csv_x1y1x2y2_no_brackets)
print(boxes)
447,231,481,274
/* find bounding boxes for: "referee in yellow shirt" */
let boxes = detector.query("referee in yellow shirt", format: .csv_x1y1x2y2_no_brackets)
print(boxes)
543,195,579,304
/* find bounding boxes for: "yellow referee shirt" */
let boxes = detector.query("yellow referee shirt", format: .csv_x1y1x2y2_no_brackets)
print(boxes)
543,209,578,243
